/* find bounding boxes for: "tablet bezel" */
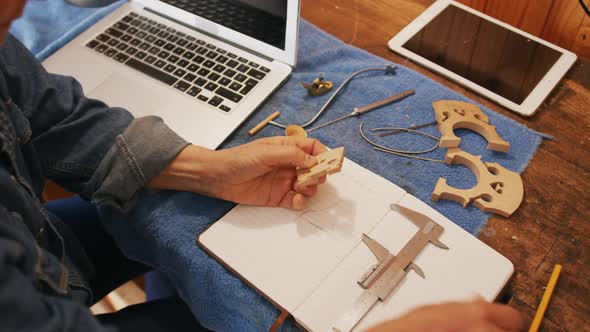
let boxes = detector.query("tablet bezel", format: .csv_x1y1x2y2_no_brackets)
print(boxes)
388,0,577,116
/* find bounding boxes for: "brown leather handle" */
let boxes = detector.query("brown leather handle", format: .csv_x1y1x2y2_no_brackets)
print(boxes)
354,89,415,114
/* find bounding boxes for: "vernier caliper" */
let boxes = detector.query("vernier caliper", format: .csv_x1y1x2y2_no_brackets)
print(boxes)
333,203,449,332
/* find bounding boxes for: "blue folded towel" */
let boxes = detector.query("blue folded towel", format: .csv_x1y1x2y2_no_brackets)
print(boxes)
11,0,125,61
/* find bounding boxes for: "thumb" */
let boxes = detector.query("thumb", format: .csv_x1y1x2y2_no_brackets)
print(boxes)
259,145,317,169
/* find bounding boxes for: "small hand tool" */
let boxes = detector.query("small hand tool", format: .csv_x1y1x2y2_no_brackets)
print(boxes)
332,203,449,332
301,76,333,96
269,65,398,130
307,89,415,133
248,111,281,136
377,120,437,137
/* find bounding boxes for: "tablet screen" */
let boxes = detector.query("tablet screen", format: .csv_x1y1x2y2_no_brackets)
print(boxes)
402,4,562,105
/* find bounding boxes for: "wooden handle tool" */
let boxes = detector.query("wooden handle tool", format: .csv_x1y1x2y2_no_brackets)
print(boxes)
307,89,415,133
353,89,415,114
248,111,280,136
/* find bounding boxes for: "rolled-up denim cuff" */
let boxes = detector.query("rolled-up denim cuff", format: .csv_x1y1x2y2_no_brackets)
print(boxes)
86,116,189,211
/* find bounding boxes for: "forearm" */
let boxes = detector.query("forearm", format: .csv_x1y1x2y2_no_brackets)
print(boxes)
87,117,190,210
147,136,325,210
147,144,221,197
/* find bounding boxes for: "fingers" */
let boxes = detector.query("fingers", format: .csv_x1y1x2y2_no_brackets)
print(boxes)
457,301,523,331
454,301,524,331
253,136,330,176
246,136,329,210
259,144,318,169
298,175,327,187
253,136,327,156
367,301,523,332
279,191,309,210
294,184,318,196
472,301,524,331
471,325,509,332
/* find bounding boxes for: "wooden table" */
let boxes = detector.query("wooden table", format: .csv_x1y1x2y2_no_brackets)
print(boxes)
301,1,589,331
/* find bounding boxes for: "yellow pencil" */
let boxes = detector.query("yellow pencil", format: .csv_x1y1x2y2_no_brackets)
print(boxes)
529,264,562,332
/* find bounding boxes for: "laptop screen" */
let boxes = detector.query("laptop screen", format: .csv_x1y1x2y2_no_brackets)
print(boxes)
159,0,288,50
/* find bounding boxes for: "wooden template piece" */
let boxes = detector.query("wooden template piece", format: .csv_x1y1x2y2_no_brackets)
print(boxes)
432,148,524,217
433,100,510,152
296,147,345,187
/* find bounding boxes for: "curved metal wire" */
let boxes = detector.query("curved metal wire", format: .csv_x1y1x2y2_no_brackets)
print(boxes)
359,123,445,163
270,65,397,129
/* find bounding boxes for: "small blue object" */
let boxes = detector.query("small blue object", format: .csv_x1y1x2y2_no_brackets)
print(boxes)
385,65,397,75
11,2,544,331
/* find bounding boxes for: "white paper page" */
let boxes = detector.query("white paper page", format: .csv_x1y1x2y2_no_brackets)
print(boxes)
293,194,514,331
199,158,513,331
199,158,407,312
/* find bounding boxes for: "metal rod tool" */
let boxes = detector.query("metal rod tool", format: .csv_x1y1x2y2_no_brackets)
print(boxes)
377,120,437,137
307,89,415,133
269,65,398,130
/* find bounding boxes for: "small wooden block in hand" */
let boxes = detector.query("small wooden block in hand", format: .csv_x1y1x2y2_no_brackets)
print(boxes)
296,147,345,187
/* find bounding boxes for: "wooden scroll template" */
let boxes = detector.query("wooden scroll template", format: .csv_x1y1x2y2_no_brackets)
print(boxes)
432,148,524,217
433,100,510,152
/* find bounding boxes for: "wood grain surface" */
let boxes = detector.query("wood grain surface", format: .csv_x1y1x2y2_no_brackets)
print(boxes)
300,1,589,331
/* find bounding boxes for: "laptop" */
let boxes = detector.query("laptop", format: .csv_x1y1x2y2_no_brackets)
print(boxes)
43,0,300,149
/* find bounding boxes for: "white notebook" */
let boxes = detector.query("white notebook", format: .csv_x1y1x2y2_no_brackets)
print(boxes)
198,158,513,331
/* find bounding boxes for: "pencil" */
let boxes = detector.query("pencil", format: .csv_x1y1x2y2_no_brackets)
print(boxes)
528,264,562,332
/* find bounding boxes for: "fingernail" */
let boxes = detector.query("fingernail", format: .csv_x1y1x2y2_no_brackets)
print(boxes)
305,154,317,166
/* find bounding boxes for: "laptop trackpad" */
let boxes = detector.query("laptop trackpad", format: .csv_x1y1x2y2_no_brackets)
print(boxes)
88,73,169,117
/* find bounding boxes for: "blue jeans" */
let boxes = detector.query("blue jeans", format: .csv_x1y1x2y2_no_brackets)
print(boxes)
44,196,207,332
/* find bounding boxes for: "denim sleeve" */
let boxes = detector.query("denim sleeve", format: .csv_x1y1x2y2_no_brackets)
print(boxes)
1,34,189,210
0,205,115,332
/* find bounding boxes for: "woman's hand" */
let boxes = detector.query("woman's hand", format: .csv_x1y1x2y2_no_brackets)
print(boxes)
366,300,523,332
149,136,328,210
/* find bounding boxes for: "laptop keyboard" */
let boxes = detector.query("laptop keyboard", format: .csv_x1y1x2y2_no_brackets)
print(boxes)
85,11,272,113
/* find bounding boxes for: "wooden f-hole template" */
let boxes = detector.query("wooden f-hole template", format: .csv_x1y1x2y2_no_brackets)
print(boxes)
432,148,524,217
433,100,510,152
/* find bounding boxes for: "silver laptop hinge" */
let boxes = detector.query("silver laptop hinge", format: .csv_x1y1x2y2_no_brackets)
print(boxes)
143,7,275,62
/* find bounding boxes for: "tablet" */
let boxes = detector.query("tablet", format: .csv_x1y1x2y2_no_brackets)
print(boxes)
388,0,577,116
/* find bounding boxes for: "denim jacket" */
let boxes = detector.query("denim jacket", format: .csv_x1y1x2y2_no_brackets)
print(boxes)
0,34,189,331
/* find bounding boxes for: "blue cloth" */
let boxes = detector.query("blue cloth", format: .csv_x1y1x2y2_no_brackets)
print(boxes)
145,270,177,301
12,2,543,331
11,0,126,61
44,196,149,302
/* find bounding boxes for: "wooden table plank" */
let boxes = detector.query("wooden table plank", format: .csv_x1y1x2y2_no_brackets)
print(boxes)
301,1,590,331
